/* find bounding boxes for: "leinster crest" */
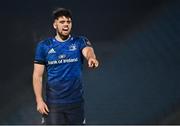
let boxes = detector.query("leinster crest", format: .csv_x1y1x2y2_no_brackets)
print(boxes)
69,44,77,51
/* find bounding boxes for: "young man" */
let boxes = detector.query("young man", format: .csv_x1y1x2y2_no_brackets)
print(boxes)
32,8,99,124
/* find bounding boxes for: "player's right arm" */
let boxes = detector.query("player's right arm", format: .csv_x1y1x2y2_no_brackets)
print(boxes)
33,63,49,115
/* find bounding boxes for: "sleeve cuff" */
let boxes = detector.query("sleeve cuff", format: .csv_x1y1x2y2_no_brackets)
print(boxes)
34,60,45,65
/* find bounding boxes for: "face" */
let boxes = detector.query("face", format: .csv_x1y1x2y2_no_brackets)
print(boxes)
53,16,72,38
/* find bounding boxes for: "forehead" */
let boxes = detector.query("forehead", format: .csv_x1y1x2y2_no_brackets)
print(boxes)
56,16,72,21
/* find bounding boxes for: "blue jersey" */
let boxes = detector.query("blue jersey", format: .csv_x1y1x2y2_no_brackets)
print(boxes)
34,36,91,105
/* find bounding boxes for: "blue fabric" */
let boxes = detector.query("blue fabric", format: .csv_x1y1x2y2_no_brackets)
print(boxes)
34,36,91,104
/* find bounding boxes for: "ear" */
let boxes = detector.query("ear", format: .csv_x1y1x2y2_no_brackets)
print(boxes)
53,21,57,29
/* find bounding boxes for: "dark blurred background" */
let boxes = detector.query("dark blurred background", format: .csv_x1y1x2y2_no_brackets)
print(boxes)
0,0,180,124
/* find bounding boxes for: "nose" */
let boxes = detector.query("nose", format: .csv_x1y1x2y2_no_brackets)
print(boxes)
63,22,69,27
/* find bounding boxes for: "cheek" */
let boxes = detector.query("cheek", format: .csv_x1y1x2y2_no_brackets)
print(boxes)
69,24,72,29
57,25,63,30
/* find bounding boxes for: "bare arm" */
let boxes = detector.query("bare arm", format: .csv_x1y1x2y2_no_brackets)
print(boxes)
33,64,49,115
82,46,99,68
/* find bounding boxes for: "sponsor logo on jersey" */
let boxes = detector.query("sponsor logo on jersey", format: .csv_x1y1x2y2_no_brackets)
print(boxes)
48,58,78,65
69,44,77,51
48,48,56,54
58,54,66,59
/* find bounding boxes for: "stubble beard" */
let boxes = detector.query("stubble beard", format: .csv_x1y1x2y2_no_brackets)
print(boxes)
58,31,70,40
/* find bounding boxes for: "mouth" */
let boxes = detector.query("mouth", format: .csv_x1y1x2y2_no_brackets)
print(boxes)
62,27,69,31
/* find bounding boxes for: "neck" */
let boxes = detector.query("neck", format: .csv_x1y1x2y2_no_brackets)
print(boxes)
55,34,71,42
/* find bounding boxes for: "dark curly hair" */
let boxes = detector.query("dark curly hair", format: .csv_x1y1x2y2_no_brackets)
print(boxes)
52,8,72,20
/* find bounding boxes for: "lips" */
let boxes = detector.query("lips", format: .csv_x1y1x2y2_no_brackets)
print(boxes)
62,27,69,31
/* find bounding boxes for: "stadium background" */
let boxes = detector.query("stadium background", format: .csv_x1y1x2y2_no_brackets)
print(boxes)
0,0,180,124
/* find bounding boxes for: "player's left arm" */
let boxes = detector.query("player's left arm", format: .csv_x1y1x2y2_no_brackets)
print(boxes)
82,46,99,68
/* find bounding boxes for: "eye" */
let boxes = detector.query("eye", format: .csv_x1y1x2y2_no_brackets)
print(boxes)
67,21,71,24
59,21,65,24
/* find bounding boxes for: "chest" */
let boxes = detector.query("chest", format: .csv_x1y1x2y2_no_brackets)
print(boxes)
46,42,81,61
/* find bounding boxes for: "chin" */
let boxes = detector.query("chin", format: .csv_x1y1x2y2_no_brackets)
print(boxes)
61,34,70,40
63,33,71,36
63,34,70,37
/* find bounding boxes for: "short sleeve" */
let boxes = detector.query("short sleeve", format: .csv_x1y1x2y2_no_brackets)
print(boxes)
79,36,92,50
34,42,46,64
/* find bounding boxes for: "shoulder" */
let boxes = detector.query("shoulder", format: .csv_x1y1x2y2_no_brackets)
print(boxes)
72,35,89,43
71,35,92,49
37,38,54,47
